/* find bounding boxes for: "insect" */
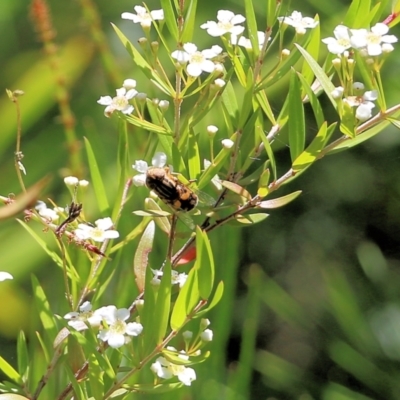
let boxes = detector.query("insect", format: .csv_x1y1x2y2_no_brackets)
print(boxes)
55,201,83,235
145,167,198,212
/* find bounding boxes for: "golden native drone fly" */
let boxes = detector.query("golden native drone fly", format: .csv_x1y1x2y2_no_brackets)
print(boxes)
145,166,198,212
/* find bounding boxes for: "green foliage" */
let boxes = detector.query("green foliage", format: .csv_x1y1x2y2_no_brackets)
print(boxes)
1,0,400,399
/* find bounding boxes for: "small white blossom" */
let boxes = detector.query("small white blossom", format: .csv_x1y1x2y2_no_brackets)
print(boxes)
151,356,196,386
123,79,137,89
132,152,167,186
221,139,234,149
200,329,213,342
64,176,79,186
79,179,89,187
344,89,378,122
74,217,119,242
278,11,318,35
201,10,245,37
351,23,398,56
121,6,164,28
214,78,226,87
97,87,137,117
171,43,222,77
231,31,270,50
331,86,344,99
97,305,143,348
35,201,60,222
322,25,352,54
355,102,375,121
182,331,193,340
0,272,13,281
64,301,102,331
207,125,218,136
200,318,210,329
159,100,169,110
353,82,365,92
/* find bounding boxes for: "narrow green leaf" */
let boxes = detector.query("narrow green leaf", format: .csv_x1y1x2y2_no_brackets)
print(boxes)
134,221,155,293
188,129,201,180
123,114,170,135
112,24,174,95
194,281,224,318
171,266,200,330
257,169,270,198
195,227,214,299
238,69,255,128
133,210,171,217
181,0,198,42
258,190,302,209
160,0,178,40
88,351,104,399
221,81,239,128
295,44,337,110
292,122,334,173
288,70,305,161
0,357,21,384
296,72,325,127
84,137,109,214
155,261,172,343
17,331,29,383
340,100,356,138
234,213,269,225
144,198,171,234
256,124,277,181
255,91,276,125
31,275,58,342
221,181,252,200
244,0,259,57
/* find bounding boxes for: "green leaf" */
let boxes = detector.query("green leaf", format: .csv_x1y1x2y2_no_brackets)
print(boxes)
160,0,178,40
0,357,21,384
188,129,201,180
238,69,255,129
256,125,277,181
288,70,305,161
244,0,259,57
17,331,29,383
0,395,30,400
258,190,302,209
295,45,337,110
134,221,155,293
296,72,325,127
144,198,171,234
84,137,110,214
195,227,215,299
292,122,335,174
194,281,224,318
181,0,198,42
221,81,239,128
112,24,174,95
233,213,269,225
155,261,172,343
257,169,270,198
88,351,104,399
31,275,58,342
171,266,200,330
340,100,356,138
123,114,170,135
221,181,252,200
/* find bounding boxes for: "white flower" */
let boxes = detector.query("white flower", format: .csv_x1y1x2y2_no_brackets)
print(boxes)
201,10,245,37
201,329,213,342
79,179,89,187
96,305,143,348
344,89,378,122
35,201,60,222
151,356,196,386
200,318,210,329
221,139,234,149
121,6,164,28
353,82,365,91
351,23,398,56
322,25,352,54
123,79,137,89
132,152,167,186
64,176,79,186
214,78,225,87
278,11,318,35
0,272,13,281
171,43,222,77
159,100,169,110
331,86,344,99
231,31,270,50
64,301,102,331
97,87,137,117
207,125,218,136
74,217,119,242
182,330,193,340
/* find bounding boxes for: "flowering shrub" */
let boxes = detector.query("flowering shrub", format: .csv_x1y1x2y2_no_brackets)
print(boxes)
1,0,400,399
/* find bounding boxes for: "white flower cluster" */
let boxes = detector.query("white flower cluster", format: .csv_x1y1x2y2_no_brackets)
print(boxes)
323,23,397,56
332,82,379,122
65,302,143,349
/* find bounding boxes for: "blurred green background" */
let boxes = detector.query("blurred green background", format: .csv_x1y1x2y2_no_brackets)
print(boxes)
2,0,400,399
